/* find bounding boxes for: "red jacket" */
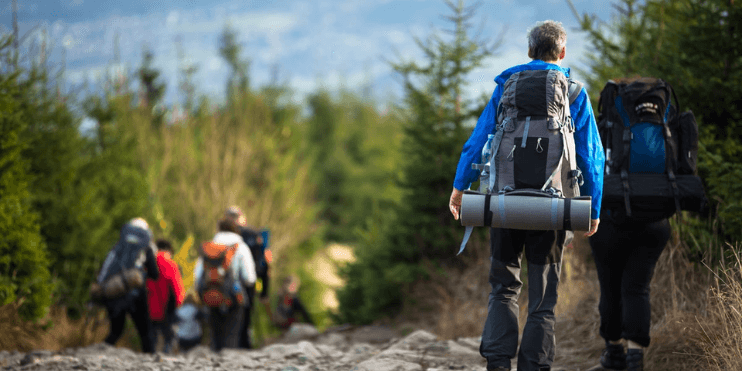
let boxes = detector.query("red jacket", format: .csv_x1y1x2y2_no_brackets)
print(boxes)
147,251,185,322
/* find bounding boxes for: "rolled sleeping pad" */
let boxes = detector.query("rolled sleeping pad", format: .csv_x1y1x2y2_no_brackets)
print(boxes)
460,189,592,231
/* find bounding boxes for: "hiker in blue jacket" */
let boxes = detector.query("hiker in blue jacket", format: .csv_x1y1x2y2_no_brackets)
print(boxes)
449,20,604,371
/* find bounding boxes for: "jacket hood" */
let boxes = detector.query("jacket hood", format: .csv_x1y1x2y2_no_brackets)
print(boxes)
494,60,571,85
212,231,245,246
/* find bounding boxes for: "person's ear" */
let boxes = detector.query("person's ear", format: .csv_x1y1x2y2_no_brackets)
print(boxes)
559,46,566,60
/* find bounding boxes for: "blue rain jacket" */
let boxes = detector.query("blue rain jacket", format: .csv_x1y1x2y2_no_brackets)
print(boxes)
453,60,605,218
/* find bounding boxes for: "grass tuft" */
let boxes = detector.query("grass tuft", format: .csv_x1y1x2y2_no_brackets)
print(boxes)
0,302,108,352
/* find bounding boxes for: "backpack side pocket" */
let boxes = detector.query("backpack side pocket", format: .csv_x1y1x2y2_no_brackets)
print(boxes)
675,111,699,175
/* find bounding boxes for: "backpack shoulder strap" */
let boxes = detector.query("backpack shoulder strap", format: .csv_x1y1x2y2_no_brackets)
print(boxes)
568,79,584,106
223,244,238,269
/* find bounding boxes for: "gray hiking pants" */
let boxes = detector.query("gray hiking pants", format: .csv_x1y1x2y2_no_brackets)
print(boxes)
480,228,569,371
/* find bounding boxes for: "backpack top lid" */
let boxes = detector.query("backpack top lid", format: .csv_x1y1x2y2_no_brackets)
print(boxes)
201,241,237,268
607,77,674,126
499,69,571,121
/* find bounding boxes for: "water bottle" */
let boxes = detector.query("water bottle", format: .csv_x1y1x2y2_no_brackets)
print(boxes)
479,134,495,193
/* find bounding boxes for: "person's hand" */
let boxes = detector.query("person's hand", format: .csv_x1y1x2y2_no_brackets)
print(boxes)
449,188,464,220
585,218,600,237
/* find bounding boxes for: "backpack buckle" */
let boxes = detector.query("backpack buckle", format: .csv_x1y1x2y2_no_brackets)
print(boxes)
543,187,559,196
568,169,584,187
548,117,561,130
500,117,515,132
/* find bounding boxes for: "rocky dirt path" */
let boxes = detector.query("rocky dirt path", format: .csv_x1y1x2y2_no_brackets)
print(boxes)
0,323,603,371
0,324,490,371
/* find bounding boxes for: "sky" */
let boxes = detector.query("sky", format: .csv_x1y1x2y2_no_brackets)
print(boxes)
1,0,617,111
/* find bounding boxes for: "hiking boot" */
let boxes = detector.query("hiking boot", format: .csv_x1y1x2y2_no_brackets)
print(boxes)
487,367,510,371
600,342,627,370
626,348,643,371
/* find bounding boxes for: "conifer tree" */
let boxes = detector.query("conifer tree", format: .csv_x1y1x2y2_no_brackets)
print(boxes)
10,45,150,316
175,35,199,113
336,0,501,323
260,63,296,127
302,89,404,242
304,91,343,235
389,0,499,259
136,45,166,123
219,24,250,98
0,37,52,320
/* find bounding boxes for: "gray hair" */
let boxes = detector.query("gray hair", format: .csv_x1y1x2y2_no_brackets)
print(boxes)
527,20,567,61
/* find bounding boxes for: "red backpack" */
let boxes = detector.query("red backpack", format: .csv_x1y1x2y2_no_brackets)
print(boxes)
199,241,245,308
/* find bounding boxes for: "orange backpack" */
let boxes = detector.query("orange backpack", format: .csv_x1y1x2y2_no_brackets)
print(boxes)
199,241,245,308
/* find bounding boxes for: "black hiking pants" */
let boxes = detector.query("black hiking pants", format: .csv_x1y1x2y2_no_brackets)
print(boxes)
480,228,569,371
104,291,155,353
589,216,670,347
208,304,244,352
239,285,256,349
240,266,270,349
152,315,175,353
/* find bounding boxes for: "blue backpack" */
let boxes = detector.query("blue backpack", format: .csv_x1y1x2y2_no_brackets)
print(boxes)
597,77,707,221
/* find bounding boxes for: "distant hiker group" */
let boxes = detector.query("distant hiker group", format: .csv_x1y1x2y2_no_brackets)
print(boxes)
90,206,314,354
450,20,707,371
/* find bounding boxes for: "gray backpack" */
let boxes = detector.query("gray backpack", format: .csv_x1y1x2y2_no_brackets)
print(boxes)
485,69,584,196
458,70,587,254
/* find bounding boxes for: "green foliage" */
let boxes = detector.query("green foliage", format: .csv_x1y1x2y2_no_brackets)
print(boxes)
0,30,153,319
120,87,320,279
136,45,167,125
29,90,149,317
335,212,423,324
696,143,742,243
302,90,404,242
175,37,199,113
259,68,300,131
219,24,250,98
389,0,498,260
335,0,499,324
570,0,742,244
5,58,148,317
0,38,53,321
